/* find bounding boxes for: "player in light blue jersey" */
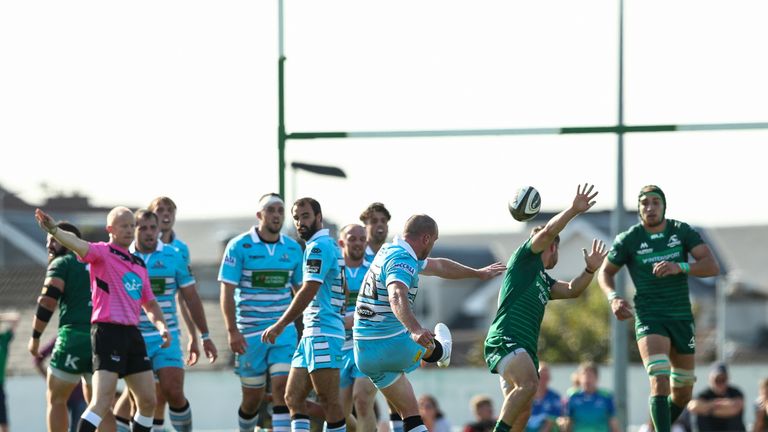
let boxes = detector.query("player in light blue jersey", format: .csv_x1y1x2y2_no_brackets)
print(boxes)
360,202,391,265
262,197,347,432
354,214,506,432
114,209,216,432
219,193,303,432
336,224,377,431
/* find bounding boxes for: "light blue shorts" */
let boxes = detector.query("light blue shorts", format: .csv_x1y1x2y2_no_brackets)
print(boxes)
235,325,298,385
144,330,184,371
354,331,426,389
340,348,365,388
291,335,344,373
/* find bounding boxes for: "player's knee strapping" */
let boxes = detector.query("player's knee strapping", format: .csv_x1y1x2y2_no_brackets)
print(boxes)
645,354,671,377
269,363,291,377
240,374,266,389
670,368,696,387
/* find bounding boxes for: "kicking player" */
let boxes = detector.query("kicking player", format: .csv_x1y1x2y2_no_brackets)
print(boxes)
219,193,303,432
28,222,94,432
484,184,606,432
598,185,720,432
354,214,505,432
35,207,170,432
337,224,376,431
261,197,348,432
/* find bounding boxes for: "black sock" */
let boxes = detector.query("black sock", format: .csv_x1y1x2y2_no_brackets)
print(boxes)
77,419,98,432
130,423,151,432
239,407,259,420
422,340,444,363
153,418,164,426
403,415,425,431
273,405,290,414
115,415,131,426
327,419,346,429
390,412,403,421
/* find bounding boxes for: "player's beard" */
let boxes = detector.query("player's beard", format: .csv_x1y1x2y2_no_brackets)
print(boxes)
47,245,67,264
298,219,320,241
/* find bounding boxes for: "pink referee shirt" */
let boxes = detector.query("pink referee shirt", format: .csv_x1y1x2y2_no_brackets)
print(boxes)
80,242,155,326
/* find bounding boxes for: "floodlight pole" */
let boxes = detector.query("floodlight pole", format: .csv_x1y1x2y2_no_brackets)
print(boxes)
278,0,287,197
611,0,629,430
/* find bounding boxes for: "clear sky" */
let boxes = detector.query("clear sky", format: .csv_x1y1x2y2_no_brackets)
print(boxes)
1,1,766,234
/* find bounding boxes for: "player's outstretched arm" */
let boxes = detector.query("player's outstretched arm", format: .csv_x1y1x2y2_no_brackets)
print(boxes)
179,285,217,363
261,281,320,344
34,209,89,258
531,184,598,254
421,258,505,280
551,239,608,299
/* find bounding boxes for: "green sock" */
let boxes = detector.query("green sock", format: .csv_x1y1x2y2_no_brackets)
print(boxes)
494,420,512,432
669,396,684,423
650,395,671,432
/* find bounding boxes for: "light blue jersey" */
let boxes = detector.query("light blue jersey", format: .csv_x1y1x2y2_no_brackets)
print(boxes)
301,229,345,339
168,233,191,265
218,228,303,336
343,261,370,350
131,241,195,335
353,236,426,340
363,245,377,266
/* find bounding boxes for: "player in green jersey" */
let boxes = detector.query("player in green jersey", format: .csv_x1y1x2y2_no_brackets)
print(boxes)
598,185,721,432
28,222,97,432
485,184,606,432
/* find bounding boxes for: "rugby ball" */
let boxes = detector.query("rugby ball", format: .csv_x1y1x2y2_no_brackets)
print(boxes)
508,186,541,221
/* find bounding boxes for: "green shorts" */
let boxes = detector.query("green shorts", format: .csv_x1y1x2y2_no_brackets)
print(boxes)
635,318,695,355
483,334,538,374
50,326,93,377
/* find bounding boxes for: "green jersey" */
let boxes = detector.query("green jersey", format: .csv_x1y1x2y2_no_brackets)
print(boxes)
486,238,556,357
0,329,12,384
607,219,704,320
47,252,92,330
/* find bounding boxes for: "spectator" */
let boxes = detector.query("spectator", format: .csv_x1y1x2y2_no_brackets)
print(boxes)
464,394,496,432
34,338,87,432
0,311,20,432
564,362,619,432
753,377,768,432
687,362,746,432
418,394,451,432
527,362,563,432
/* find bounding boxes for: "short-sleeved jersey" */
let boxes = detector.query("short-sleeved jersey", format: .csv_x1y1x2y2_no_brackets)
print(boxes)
364,245,377,266
485,238,557,355
80,242,155,326
131,241,195,336
301,229,345,339
567,389,616,432
218,228,303,336
343,261,370,350
46,252,92,330
354,236,426,340
168,234,191,265
607,219,705,320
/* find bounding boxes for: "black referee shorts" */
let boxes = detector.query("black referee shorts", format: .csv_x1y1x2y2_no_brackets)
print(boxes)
91,322,151,378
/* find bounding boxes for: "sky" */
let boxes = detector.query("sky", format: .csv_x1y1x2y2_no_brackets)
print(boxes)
1,1,767,235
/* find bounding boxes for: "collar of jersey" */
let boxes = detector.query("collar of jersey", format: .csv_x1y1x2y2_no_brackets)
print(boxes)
128,239,164,254
392,236,417,260
307,228,330,243
249,226,284,245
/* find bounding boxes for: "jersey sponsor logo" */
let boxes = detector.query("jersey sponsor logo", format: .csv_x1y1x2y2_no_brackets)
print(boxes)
393,262,416,275
151,260,166,269
122,272,143,300
224,256,236,267
667,234,681,248
65,354,79,370
650,233,665,240
279,253,292,263
306,259,322,274
310,247,322,254
637,325,650,334
356,305,376,318
640,242,649,249
688,335,695,349
248,255,265,260
243,243,252,249
637,246,653,255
